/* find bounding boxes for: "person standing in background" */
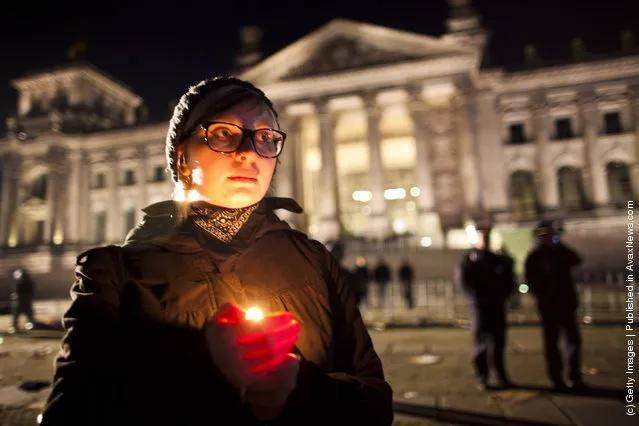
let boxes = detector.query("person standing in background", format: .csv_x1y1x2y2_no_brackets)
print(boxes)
9,268,36,334
457,225,515,390
525,220,585,392
398,259,415,310
353,256,370,306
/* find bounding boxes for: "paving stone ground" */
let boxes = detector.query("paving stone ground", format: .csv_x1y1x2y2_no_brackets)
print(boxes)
0,314,636,425
373,326,635,426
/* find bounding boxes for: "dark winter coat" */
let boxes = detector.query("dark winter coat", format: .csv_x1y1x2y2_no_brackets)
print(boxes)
525,242,582,313
373,264,391,285
40,197,393,426
11,271,35,302
457,249,515,308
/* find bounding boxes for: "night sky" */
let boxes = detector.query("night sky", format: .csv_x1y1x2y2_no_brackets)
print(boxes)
1,0,638,131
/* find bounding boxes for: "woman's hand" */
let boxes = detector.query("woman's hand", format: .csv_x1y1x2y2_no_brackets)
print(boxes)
244,353,300,421
204,303,300,389
204,303,259,388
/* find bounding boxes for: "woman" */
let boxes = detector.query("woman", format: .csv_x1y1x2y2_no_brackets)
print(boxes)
40,77,393,425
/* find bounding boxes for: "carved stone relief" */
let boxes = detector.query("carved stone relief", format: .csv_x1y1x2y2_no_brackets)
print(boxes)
282,37,422,80
424,104,464,228
595,90,629,109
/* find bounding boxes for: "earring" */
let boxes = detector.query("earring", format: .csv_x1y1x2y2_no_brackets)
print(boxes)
178,154,193,190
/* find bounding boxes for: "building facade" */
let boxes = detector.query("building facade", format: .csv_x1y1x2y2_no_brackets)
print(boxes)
1,0,638,296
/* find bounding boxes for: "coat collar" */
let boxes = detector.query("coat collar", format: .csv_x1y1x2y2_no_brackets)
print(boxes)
123,197,302,254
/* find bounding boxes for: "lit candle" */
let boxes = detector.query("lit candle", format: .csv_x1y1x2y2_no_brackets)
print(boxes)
237,306,301,374
245,306,264,322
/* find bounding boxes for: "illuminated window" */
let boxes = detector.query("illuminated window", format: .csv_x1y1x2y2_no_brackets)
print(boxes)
607,162,633,208
558,167,587,211
510,171,538,219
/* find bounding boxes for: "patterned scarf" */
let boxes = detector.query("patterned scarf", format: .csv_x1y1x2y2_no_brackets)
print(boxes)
191,202,259,243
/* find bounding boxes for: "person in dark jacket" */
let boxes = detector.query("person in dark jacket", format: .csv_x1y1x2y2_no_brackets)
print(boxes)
457,225,515,390
40,77,393,426
398,259,415,310
525,220,585,391
353,256,370,306
498,246,521,310
9,268,36,333
373,258,391,309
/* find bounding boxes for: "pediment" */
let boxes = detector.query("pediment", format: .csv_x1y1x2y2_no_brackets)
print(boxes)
281,37,427,80
242,19,476,85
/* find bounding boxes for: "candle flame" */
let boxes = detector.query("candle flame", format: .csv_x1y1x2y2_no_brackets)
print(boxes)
245,307,264,321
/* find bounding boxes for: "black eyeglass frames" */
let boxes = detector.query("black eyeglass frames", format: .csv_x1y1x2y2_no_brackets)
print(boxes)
199,121,286,158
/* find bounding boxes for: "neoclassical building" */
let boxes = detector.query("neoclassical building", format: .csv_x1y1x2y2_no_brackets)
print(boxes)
1,0,638,295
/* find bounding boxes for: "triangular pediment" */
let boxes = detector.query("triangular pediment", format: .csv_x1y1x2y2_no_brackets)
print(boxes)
242,19,477,85
281,36,427,80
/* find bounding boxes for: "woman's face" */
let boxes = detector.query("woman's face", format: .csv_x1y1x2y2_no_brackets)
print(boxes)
183,100,278,208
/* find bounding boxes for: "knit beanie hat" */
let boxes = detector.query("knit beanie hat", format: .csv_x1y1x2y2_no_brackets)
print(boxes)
165,76,278,184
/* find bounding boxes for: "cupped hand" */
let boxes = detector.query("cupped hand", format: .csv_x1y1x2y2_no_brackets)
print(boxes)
204,303,300,389
244,353,301,421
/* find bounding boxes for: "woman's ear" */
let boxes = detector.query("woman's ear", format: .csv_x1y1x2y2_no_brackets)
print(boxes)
177,146,193,190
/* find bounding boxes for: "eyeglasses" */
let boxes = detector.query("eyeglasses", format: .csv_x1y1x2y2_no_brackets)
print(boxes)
198,121,286,158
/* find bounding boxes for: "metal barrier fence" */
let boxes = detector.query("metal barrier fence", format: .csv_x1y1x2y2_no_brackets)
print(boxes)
6,279,634,328
358,280,635,326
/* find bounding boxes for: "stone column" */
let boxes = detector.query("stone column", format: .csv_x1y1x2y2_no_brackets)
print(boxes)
15,183,26,245
452,88,481,215
532,98,559,210
273,112,302,228
50,161,69,245
0,157,10,246
44,165,56,244
106,152,121,243
41,145,69,245
408,89,444,247
472,89,509,212
75,153,92,244
315,100,341,242
580,95,609,207
362,93,388,237
0,151,21,247
65,150,82,243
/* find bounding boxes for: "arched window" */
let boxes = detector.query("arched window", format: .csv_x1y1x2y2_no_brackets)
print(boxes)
606,161,633,208
510,171,538,219
557,166,588,211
